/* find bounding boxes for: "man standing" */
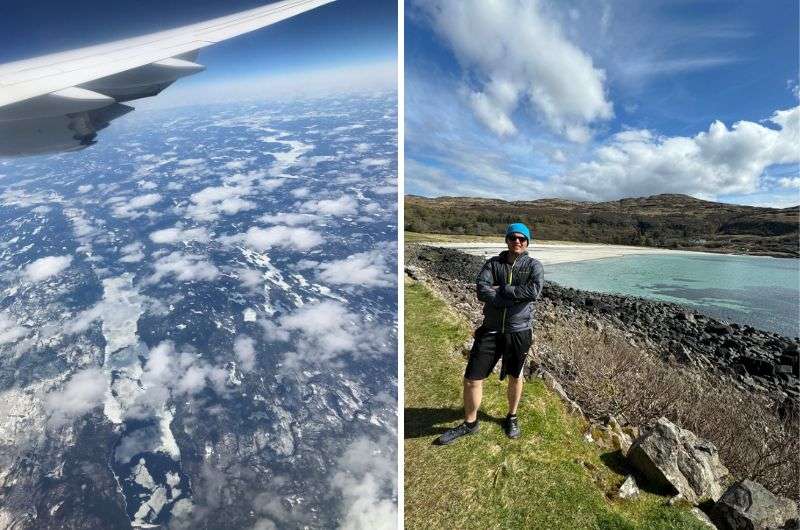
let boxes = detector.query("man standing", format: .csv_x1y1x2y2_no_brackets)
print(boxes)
436,222,544,445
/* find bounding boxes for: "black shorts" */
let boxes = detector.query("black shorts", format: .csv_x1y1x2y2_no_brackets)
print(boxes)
464,326,532,381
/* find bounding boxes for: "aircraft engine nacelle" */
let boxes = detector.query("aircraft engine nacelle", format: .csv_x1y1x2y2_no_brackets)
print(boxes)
0,103,133,157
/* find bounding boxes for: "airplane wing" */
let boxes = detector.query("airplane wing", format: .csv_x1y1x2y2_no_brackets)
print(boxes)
0,0,335,157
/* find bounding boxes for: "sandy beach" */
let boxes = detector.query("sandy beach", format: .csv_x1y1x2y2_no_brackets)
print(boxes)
427,241,724,266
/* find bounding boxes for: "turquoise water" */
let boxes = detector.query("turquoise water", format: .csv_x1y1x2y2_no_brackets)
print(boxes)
546,253,800,338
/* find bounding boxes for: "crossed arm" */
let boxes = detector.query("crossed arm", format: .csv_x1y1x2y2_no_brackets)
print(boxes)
476,260,544,307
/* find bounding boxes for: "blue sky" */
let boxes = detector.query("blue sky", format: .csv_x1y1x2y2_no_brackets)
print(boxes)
2,0,396,100
406,0,799,207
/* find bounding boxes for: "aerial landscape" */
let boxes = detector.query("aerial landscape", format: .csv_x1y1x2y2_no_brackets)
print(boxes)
0,0,398,528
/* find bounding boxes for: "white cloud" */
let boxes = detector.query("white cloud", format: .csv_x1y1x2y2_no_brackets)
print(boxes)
178,158,205,167
418,0,613,141
45,368,107,427
224,160,249,170
557,106,800,200
150,225,210,245
148,252,220,283
120,242,145,263
301,195,358,216
360,158,391,168
128,194,162,208
233,335,257,372
23,255,72,282
259,212,320,226
237,226,323,251
331,436,397,530
290,187,310,198
371,185,396,196
317,251,393,288
261,301,391,372
270,301,357,358
236,268,263,289
112,193,163,218
77,184,94,194
126,341,228,420
0,312,28,344
778,177,800,189
187,185,256,222
260,179,286,192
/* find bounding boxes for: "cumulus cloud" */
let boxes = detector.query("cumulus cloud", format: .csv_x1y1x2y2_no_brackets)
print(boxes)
259,212,320,226
261,301,390,371
23,255,72,282
301,195,358,216
260,178,286,192
148,252,220,283
120,242,146,263
233,335,257,372
187,185,256,222
290,187,310,198
331,436,397,530
317,251,393,288
778,177,800,189
126,341,228,420
45,368,107,427
360,158,391,168
224,160,250,170
236,268,263,289
556,106,800,200
150,225,210,245
178,158,205,167
418,0,612,141
0,312,28,344
229,226,323,251
112,193,163,218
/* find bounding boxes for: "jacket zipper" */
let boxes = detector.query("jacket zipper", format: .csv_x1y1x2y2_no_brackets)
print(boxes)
501,257,519,333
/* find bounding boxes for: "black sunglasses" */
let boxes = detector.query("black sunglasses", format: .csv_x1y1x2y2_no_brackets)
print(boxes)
506,235,528,243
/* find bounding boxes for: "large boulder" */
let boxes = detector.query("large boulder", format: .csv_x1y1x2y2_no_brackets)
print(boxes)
627,417,728,504
710,480,799,530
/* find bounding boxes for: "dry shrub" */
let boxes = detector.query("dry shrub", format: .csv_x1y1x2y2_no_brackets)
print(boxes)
536,317,800,502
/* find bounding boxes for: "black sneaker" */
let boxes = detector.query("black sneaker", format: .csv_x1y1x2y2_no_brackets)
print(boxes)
435,422,479,445
505,415,520,439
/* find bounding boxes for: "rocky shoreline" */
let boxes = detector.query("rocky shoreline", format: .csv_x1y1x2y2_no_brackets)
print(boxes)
405,245,800,409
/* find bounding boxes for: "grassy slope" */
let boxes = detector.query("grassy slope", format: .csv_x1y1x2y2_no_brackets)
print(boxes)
404,279,706,530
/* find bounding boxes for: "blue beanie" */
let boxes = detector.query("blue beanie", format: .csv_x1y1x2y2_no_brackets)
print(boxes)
506,222,531,241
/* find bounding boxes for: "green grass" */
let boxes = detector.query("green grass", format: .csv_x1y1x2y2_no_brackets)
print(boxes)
404,279,707,530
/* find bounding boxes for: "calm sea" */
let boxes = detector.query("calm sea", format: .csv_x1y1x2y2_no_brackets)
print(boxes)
546,253,800,338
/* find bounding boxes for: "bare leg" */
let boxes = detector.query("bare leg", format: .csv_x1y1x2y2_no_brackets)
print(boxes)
463,378,483,422
507,375,523,415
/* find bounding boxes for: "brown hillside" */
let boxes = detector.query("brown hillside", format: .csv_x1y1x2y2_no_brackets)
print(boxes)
405,194,800,257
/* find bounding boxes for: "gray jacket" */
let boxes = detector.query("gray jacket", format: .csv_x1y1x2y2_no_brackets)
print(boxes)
476,251,544,333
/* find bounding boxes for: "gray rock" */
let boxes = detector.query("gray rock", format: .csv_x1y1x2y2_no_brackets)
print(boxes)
460,339,473,358
691,508,718,529
541,370,583,416
618,475,639,499
710,479,799,530
404,265,424,281
628,417,729,504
